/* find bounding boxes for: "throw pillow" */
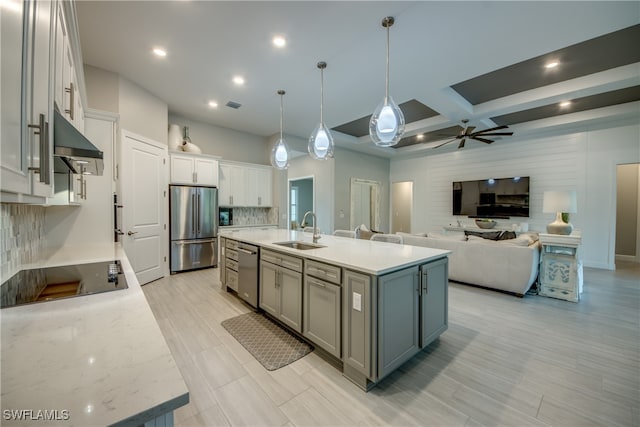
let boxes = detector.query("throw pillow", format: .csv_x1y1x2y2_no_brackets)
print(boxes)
464,230,502,240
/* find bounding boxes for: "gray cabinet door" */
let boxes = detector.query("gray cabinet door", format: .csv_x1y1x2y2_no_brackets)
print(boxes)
279,267,302,333
304,276,341,358
259,261,279,317
420,257,448,348
219,237,227,286
343,270,373,379
377,266,420,380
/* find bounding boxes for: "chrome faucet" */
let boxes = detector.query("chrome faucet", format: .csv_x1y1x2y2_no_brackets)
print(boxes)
301,211,321,243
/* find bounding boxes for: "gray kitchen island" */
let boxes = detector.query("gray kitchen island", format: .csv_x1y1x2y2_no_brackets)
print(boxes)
220,229,451,390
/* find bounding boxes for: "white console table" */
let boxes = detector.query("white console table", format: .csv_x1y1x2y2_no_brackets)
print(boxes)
538,232,583,302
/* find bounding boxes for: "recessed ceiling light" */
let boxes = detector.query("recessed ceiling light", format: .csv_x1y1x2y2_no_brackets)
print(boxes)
232,76,245,86
208,100,218,108
545,61,559,69
273,36,286,48
416,134,424,141
152,48,167,57
559,101,572,107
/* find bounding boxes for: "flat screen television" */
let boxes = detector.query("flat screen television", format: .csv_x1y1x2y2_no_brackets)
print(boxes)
453,176,530,218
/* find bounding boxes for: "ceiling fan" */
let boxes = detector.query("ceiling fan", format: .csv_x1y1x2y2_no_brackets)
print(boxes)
433,119,513,149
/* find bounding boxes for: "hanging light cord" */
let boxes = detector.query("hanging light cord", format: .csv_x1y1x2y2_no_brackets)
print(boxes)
279,93,284,140
385,20,390,103
320,66,324,124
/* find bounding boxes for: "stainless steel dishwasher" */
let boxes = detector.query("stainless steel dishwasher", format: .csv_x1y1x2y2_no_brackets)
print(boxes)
237,242,259,308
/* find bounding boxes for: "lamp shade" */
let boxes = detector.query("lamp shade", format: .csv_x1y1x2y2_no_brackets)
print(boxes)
543,190,577,213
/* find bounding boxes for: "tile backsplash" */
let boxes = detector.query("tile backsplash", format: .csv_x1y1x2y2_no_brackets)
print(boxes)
1,203,46,281
231,207,278,226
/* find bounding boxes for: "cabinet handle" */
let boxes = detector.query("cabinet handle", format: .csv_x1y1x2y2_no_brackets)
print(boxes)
65,82,75,120
27,114,50,184
258,196,261,205
76,175,83,198
422,271,428,295
82,177,87,200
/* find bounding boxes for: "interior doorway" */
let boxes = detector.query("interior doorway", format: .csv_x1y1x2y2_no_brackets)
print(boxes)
615,163,640,264
288,176,314,230
391,181,413,234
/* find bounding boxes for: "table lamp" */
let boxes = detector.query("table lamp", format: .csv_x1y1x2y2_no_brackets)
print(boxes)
543,190,577,235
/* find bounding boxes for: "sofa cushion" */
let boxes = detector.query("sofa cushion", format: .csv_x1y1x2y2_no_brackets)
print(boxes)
498,231,517,240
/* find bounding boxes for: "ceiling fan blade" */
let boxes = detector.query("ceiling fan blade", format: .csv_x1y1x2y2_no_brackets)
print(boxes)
432,138,456,149
464,126,475,135
458,138,466,149
472,125,509,134
472,136,494,144
472,132,513,137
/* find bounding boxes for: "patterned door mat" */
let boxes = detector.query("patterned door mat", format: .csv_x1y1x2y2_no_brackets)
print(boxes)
221,312,313,371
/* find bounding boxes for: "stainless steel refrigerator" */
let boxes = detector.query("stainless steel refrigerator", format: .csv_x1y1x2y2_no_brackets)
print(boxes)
170,185,218,273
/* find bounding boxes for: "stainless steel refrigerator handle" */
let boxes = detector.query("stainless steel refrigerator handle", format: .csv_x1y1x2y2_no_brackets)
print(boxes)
191,193,196,234
196,193,201,234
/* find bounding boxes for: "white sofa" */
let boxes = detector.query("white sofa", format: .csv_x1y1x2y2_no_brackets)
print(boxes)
397,231,541,296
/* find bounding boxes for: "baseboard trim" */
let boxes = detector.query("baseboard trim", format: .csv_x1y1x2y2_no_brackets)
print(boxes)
615,254,640,263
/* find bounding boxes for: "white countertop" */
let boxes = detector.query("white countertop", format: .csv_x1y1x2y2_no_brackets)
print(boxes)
1,243,188,426
220,229,450,275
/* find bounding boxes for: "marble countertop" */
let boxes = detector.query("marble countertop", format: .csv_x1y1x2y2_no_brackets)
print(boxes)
1,243,188,426
219,229,450,275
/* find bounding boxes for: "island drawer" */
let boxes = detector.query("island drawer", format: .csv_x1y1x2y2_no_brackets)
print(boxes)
226,248,238,262
226,258,239,271
226,268,238,291
305,259,341,285
226,239,239,251
261,249,303,272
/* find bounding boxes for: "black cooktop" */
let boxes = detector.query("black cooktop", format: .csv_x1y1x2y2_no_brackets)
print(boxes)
1,260,129,308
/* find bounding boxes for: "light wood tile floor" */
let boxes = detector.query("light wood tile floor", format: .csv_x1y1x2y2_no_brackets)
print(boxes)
143,262,640,427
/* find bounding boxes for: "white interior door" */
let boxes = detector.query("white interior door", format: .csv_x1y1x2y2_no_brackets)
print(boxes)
120,131,168,285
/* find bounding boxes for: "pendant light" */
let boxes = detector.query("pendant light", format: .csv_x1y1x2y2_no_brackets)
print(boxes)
369,16,405,147
271,90,290,170
308,61,334,160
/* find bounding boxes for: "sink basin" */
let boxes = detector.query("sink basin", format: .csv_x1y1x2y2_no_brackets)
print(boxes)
273,241,326,250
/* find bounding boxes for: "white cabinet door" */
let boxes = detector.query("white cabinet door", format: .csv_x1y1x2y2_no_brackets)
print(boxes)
171,154,218,186
1,0,30,195
246,167,271,207
170,155,195,184
219,163,246,206
194,158,218,186
53,3,66,113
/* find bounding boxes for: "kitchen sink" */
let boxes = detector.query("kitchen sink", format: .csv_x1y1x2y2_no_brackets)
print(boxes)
273,241,326,250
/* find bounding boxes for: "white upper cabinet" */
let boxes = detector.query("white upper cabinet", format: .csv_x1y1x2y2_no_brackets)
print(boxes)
1,0,55,201
219,161,272,207
170,153,219,186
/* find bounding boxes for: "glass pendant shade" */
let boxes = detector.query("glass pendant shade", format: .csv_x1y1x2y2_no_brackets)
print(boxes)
309,122,334,160
369,16,405,147
369,95,405,147
309,61,334,160
271,90,289,170
271,137,289,169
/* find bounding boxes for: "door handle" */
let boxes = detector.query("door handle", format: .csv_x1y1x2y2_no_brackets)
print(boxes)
127,231,138,236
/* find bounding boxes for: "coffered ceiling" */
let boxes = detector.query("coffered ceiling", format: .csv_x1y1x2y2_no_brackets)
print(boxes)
76,1,640,158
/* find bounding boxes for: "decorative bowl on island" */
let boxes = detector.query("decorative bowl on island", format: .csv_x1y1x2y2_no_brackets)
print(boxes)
475,219,497,229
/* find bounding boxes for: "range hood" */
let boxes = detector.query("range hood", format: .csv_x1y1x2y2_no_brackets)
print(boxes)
53,109,104,176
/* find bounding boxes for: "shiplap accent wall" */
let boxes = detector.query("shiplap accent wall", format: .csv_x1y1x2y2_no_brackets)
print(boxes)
390,124,640,270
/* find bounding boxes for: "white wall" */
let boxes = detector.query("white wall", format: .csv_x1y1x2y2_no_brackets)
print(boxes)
45,113,117,247
168,113,269,164
334,149,390,232
288,154,335,235
390,124,640,269
119,76,168,145
83,65,119,112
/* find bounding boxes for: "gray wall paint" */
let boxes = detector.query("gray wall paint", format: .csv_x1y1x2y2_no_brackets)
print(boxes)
288,155,335,235
290,178,313,227
119,76,167,144
169,113,269,164
334,149,390,232
83,65,119,112
616,163,639,257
